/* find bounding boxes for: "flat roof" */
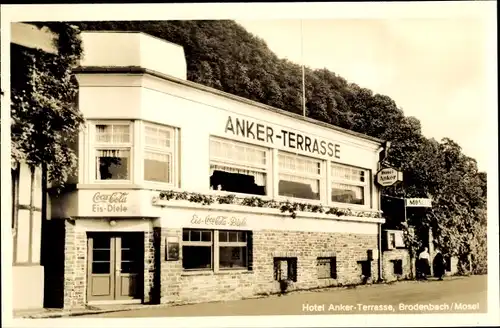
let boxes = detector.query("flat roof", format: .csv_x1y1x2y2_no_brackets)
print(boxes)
74,65,386,146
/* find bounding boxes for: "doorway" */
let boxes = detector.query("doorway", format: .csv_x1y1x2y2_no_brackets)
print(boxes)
87,232,144,303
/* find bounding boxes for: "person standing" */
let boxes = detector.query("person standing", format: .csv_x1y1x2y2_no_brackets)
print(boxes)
418,247,430,280
433,250,446,280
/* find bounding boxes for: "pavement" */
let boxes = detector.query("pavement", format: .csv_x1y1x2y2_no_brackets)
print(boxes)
14,275,487,318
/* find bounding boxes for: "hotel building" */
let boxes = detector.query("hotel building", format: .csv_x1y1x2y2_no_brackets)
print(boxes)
37,31,393,309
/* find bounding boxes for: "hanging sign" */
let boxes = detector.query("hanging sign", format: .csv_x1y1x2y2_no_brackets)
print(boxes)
405,198,432,208
376,167,402,187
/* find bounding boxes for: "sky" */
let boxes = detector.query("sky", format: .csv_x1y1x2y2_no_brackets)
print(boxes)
236,18,494,172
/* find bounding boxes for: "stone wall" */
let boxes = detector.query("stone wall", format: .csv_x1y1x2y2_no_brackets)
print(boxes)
157,229,379,305
63,220,87,309
382,248,412,281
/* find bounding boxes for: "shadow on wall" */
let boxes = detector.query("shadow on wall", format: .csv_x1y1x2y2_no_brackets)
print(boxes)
41,219,66,308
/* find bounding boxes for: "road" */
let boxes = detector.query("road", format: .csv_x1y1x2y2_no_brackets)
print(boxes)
81,275,487,317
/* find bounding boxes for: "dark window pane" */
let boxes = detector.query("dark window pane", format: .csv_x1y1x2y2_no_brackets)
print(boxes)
182,246,212,270
219,246,247,269
92,262,110,274
237,232,246,242
228,231,238,242
96,150,130,180
278,179,320,200
93,249,110,262
190,230,201,241
210,167,266,196
219,231,228,242
183,230,190,241
121,249,140,262
201,231,212,242
121,261,139,274
93,236,110,249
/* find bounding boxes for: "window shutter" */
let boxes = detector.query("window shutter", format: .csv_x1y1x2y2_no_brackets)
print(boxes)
395,231,405,248
331,257,337,279
386,231,393,250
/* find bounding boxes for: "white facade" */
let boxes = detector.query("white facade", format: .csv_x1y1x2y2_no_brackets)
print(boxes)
50,33,385,230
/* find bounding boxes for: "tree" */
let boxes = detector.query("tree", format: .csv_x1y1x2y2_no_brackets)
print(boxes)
10,23,84,238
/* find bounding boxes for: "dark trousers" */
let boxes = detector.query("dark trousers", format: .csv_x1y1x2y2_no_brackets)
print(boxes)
417,259,429,279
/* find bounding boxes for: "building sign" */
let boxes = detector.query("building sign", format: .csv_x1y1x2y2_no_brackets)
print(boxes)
92,192,129,213
224,116,341,159
376,167,402,187
405,198,432,208
190,214,247,227
165,236,180,261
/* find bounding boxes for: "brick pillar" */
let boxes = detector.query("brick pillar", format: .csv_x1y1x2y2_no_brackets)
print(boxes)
143,230,155,304
63,220,87,309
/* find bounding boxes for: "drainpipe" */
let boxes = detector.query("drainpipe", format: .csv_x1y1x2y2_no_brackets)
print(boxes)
377,141,391,282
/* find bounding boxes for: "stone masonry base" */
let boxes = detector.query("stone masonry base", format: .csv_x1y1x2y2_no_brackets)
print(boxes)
59,221,380,309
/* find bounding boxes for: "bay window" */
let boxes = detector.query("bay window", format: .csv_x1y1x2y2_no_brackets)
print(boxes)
330,163,370,206
144,123,175,184
94,123,132,181
278,152,323,200
209,137,269,196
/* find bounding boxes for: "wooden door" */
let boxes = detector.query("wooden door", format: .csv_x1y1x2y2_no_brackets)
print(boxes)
114,233,143,300
87,233,115,301
87,233,143,302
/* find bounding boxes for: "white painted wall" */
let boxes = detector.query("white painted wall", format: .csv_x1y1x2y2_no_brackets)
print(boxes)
80,32,187,80
158,203,380,235
75,73,383,209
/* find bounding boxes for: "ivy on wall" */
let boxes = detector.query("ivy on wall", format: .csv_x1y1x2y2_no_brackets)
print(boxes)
158,190,382,219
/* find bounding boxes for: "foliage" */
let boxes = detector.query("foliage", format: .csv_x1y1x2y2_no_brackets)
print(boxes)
72,20,487,273
10,23,84,187
157,190,382,220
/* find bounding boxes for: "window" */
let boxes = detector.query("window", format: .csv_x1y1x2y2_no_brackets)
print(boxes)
317,257,337,279
278,152,322,200
182,229,251,271
386,231,405,250
273,257,297,282
182,229,213,270
392,259,403,276
219,231,248,269
144,123,175,184
331,163,369,206
210,137,268,196
94,123,132,181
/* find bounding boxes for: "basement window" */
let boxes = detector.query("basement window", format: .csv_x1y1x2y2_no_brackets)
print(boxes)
273,257,297,282
317,257,337,279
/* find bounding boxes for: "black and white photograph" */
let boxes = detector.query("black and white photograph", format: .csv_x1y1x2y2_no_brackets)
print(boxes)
1,2,498,327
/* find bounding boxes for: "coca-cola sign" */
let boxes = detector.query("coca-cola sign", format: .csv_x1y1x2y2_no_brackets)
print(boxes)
190,214,247,227
92,192,129,213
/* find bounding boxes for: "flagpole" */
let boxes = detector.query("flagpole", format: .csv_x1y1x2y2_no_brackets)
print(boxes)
300,19,306,117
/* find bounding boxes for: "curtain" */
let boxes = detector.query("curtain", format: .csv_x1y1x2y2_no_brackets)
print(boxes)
279,173,319,193
210,164,266,186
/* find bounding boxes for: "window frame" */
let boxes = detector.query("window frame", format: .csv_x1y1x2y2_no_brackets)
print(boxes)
91,120,134,184
277,151,325,203
329,162,371,208
181,228,252,272
316,256,337,280
209,136,272,197
143,122,177,186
